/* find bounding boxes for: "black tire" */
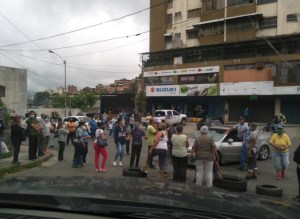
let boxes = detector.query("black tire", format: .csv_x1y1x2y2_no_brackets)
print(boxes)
181,118,186,126
256,184,283,197
258,145,270,160
213,174,247,192
122,167,147,178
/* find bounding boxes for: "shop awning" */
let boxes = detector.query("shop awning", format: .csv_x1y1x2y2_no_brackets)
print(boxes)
226,13,263,20
164,33,173,37
194,18,225,26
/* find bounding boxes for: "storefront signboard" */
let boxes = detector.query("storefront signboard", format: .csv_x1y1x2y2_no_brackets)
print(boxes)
146,85,179,96
146,84,218,97
179,84,218,96
220,81,274,95
273,86,300,95
144,66,219,77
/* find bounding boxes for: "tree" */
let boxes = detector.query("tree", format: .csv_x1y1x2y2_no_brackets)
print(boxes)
126,77,138,94
70,93,96,111
33,92,50,106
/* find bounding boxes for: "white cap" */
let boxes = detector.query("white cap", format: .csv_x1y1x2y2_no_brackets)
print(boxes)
200,125,209,134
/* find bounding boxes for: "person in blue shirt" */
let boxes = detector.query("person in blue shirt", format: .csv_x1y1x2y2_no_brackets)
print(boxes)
89,117,98,140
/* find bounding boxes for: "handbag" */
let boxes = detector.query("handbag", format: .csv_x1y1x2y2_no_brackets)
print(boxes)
97,136,108,147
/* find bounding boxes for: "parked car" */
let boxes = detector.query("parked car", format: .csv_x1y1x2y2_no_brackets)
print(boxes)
153,110,187,125
187,126,272,166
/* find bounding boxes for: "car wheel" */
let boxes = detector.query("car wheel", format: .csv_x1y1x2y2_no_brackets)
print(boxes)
213,174,247,192
123,167,147,178
181,118,186,126
258,145,269,160
256,185,283,197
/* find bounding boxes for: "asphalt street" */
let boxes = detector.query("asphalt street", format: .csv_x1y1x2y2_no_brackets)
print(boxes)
5,122,300,200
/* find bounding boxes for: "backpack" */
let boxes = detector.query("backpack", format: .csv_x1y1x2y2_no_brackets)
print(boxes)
293,145,300,164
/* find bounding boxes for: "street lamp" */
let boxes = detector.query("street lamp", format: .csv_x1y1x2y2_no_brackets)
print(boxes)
48,50,67,117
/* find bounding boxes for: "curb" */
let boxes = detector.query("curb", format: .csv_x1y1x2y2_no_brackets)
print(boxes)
0,153,54,178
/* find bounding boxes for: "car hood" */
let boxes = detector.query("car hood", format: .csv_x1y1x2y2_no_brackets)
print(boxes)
0,176,298,218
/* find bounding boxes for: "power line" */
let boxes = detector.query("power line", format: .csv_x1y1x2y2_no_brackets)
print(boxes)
0,1,166,48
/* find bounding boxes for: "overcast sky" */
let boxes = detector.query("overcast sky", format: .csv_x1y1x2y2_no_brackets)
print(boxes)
0,0,149,92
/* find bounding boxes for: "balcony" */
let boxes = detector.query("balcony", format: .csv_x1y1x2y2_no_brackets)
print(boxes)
199,32,224,45
226,28,256,43
227,3,256,18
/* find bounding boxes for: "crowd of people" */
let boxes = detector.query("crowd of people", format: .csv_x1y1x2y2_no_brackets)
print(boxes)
3,110,300,201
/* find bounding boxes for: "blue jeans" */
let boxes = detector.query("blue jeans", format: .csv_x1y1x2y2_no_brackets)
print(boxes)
272,152,289,171
114,142,125,161
240,142,247,168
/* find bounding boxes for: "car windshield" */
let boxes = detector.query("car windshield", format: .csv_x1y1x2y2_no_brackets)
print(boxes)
1,0,299,218
208,128,227,142
154,111,166,116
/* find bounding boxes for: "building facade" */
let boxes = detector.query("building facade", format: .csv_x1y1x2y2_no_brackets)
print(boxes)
142,0,300,123
0,66,27,113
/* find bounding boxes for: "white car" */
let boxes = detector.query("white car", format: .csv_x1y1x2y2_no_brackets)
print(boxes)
187,126,272,165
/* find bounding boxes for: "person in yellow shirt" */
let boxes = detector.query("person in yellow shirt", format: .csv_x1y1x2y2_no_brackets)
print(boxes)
269,125,292,180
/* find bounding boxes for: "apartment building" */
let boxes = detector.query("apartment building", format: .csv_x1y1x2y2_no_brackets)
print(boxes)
142,0,300,123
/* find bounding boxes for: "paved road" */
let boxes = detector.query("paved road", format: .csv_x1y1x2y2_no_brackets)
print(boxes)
5,122,300,200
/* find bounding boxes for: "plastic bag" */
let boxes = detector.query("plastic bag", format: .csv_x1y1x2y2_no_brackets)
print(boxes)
1,141,9,153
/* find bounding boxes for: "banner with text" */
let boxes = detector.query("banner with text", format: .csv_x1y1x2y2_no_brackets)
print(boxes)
146,84,218,97
220,81,274,95
144,66,219,77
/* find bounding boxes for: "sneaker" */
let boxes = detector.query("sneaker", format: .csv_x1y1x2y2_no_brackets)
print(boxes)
113,161,117,166
119,161,123,167
95,169,99,172
100,168,108,172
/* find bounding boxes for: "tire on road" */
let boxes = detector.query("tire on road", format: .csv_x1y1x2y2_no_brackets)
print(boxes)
181,118,187,126
213,174,247,192
123,167,147,178
256,184,283,197
258,145,270,160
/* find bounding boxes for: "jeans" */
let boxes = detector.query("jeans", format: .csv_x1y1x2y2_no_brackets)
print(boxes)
147,149,167,170
195,160,214,186
109,129,113,136
272,152,289,171
73,142,83,167
114,142,125,162
240,142,247,168
163,145,172,172
58,141,65,161
147,145,154,167
28,135,38,160
172,156,188,182
130,142,142,167
93,143,108,170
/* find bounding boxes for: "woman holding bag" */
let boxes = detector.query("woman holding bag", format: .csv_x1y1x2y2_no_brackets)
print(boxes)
94,122,108,172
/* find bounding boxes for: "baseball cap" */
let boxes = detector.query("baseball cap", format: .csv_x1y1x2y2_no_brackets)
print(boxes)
200,125,209,134
277,125,283,129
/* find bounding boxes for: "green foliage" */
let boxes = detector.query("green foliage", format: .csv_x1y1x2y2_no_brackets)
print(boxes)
0,99,5,107
70,93,96,111
51,111,61,119
33,91,50,106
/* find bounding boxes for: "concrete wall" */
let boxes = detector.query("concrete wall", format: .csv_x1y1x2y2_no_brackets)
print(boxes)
0,66,27,114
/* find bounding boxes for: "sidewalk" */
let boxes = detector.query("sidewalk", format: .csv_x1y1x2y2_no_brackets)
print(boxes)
0,144,57,172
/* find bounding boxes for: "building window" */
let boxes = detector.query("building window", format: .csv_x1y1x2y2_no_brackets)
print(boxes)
167,14,172,25
187,8,201,18
200,23,224,36
202,0,224,12
174,33,181,40
280,60,300,84
287,14,298,22
179,76,195,84
174,12,182,21
145,76,174,86
257,0,277,5
167,0,173,9
227,0,253,7
258,17,277,29
227,19,255,32
187,30,198,39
